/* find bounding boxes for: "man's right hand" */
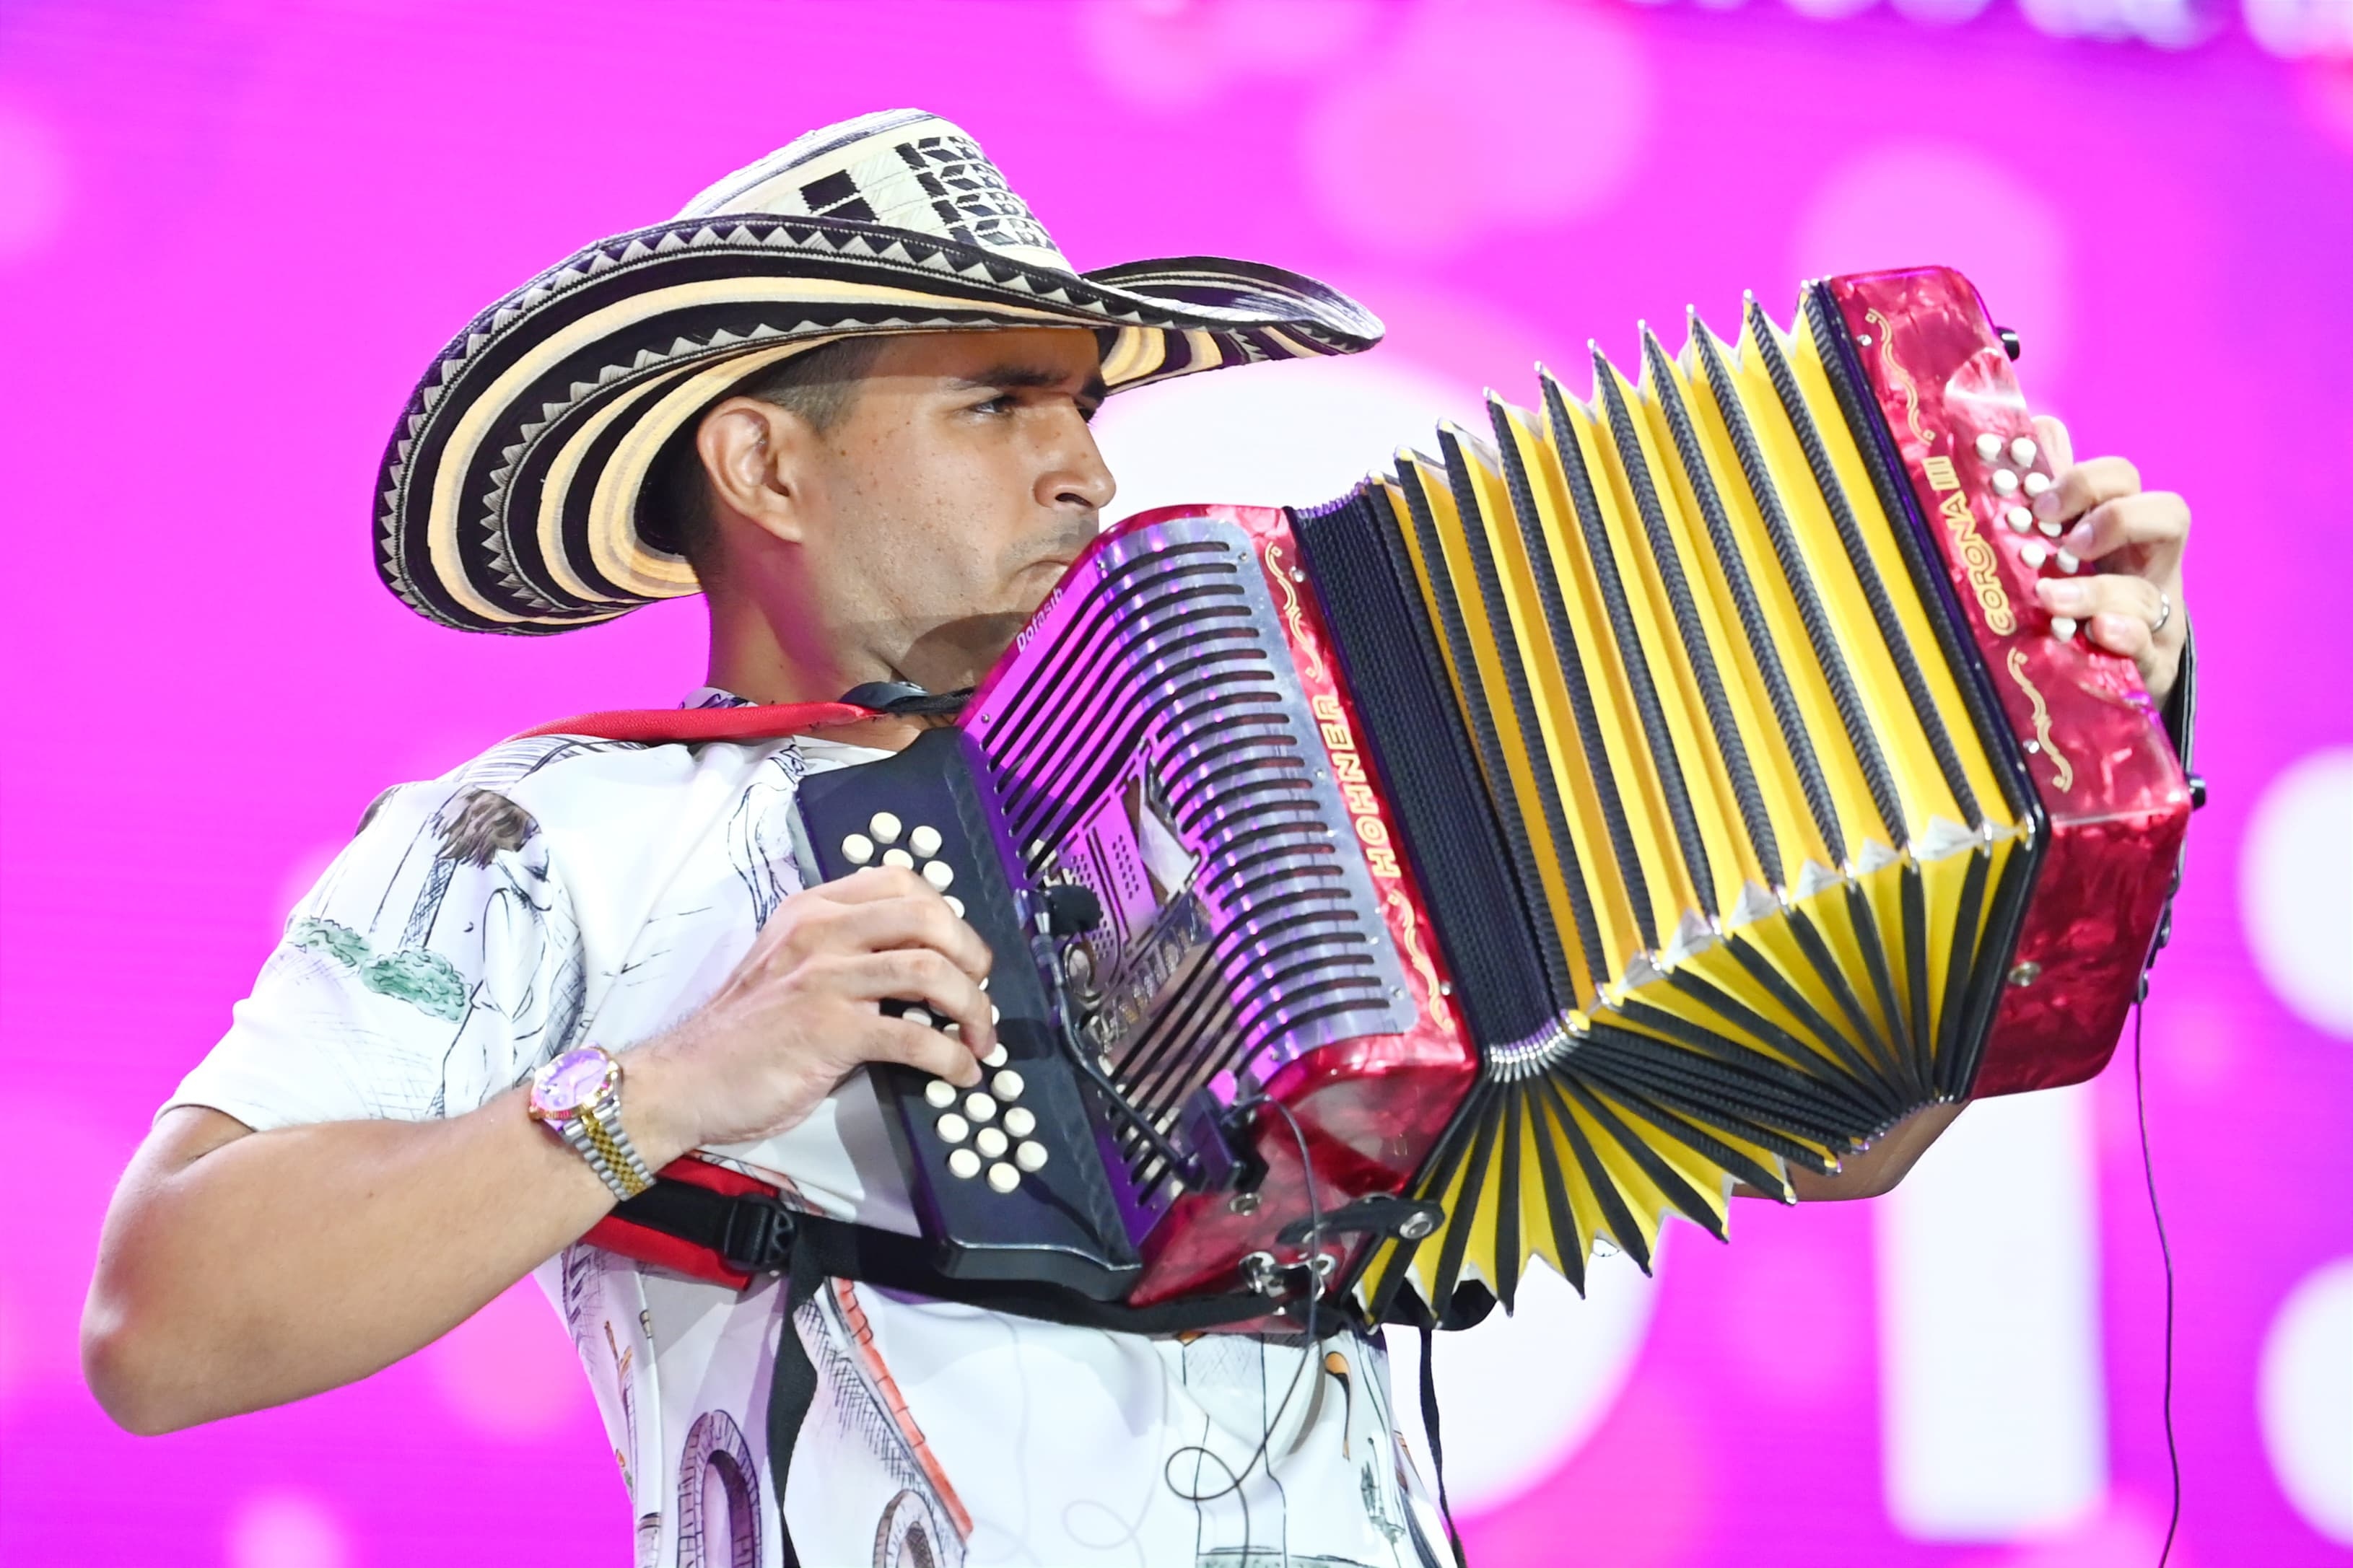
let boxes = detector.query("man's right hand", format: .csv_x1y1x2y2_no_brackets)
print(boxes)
629,865,997,1161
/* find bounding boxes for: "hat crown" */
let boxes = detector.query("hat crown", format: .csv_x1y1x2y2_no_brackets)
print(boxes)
676,109,1074,275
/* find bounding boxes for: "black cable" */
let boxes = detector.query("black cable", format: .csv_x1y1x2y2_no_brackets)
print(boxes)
1158,1096,1328,1559
2134,1000,2180,1567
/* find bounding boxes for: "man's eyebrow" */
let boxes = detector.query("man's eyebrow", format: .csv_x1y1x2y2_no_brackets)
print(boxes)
951,364,1111,403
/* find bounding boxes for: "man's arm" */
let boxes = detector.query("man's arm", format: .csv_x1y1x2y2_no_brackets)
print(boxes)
83,866,992,1435
1732,1101,1966,1203
85,1093,627,1433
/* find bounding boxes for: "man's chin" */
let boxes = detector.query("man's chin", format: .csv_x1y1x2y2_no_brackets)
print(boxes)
902,609,1033,692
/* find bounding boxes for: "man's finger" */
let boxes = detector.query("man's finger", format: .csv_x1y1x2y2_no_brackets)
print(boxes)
864,1016,987,1087
821,896,994,980
846,949,997,1055
2030,454,2140,532
2036,571,2162,626
2030,413,2074,473
810,864,940,906
2060,490,2191,570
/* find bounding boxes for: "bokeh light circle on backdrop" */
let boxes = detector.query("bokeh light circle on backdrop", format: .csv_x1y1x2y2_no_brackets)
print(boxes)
1078,0,1374,110
1420,1250,1666,1511
2258,1257,2353,1545
1792,144,2072,392
227,1491,351,1568
1299,0,1652,258
1892,0,1995,25
423,1280,590,1439
0,102,67,262
1092,346,1486,517
2239,748,2353,1039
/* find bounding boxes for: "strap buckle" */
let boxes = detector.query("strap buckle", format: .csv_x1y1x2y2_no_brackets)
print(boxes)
717,1192,799,1274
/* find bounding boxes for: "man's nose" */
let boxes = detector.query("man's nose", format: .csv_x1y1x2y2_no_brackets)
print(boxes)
1039,413,1116,515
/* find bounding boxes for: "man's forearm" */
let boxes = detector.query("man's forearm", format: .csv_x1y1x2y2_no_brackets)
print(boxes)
82,1072,694,1435
1734,1100,1966,1202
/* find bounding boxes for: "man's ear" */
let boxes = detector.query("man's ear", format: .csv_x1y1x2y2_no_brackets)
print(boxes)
696,397,818,545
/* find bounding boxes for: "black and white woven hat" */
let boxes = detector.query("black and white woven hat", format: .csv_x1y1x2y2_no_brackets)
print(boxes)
375,108,1383,634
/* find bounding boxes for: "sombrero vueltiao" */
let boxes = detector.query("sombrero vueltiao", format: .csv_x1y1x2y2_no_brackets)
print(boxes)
375,108,1384,634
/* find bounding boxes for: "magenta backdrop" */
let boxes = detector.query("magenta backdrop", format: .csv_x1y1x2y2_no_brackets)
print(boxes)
3,2,2349,1564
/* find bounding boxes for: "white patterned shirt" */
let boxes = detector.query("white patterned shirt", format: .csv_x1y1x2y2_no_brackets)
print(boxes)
167,692,1451,1568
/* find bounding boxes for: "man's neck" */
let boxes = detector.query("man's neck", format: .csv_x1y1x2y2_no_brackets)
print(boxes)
702,589,866,708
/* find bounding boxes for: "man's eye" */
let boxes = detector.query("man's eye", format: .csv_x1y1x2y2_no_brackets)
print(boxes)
974,394,1015,416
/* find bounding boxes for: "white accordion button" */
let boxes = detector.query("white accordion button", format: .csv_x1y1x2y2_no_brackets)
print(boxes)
945,895,965,919
2038,518,2064,538
935,1113,969,1144
2057,549,2081,574
2020,541,2048,570
964,1092,997,1122
2005,506,2033,533
1004,1106,1036,1138
882,847,914,871
1991,468,2020,496
981,1042,1009,1069
1976,432,2004,460
947,1147,982,1180
2023,470,2053,496
841,833,875,866
941,1020,960,1038
986,1162,1020,1194
975,1126,1009,1160
2051,615,2079,640
2010,435,2038,465
922,859,955,890
902,1006,933,1028
909,824,943,858
923,1079,956,1109
868,812,902,844
1016,1140,1049,1173
992,1069,1026,1100
990,1004,1001,1025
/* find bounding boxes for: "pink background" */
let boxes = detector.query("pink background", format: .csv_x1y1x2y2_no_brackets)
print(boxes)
2,1,2349,1564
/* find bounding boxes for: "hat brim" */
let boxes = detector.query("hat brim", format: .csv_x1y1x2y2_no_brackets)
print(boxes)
375,214,1382,634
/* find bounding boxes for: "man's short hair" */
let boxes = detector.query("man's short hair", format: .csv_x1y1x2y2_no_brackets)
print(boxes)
643,335,888,574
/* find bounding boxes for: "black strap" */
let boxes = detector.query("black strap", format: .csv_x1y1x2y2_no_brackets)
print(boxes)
610,1175,1276,1333
1418,1322,1467,1568
611,1173,1286,1562
769,1240,825,1568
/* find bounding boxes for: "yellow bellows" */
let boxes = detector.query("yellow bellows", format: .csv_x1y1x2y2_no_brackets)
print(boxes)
1356,297,2027,1317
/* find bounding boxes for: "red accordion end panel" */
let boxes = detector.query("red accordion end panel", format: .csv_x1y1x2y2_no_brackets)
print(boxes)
1827,268,2193,1094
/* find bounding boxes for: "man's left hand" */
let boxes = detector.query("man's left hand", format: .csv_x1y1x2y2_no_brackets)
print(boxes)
2022,415,2191,706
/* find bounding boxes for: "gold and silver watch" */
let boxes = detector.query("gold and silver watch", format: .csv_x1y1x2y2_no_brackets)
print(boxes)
528,1046,657,1201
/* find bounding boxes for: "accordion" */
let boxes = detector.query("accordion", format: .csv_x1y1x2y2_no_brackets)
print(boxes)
759,266,2190,1323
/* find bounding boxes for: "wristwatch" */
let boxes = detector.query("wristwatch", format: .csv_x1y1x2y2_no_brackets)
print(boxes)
528,1046,657,1201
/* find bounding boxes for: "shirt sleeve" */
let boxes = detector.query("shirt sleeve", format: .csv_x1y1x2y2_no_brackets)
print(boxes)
164,773,586,1131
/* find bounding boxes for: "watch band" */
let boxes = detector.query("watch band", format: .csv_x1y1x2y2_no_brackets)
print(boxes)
532,1046,659,1203
568,1104,657,1200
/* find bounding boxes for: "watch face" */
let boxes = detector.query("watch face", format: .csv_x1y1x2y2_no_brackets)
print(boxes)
533,1048,615,1119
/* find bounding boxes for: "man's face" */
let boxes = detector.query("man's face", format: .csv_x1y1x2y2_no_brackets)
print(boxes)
788,328,1114,693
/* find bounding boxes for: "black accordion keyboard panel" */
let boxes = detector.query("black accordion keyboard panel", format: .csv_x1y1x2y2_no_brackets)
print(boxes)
1302,292,2035,1317
790,730,1145,1300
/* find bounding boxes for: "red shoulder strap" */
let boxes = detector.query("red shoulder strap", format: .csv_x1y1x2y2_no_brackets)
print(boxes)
512,701,881,745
